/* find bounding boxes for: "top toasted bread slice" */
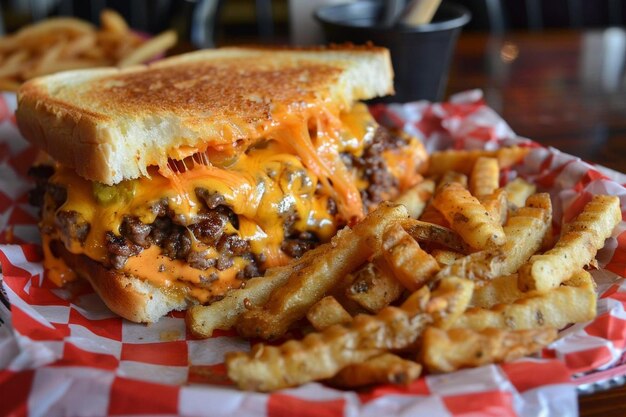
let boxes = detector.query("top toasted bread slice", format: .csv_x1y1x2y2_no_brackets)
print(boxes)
16,46,393,185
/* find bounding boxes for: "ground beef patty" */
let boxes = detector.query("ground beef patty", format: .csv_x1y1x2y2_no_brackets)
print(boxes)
347,126,409,211
29,124,411,278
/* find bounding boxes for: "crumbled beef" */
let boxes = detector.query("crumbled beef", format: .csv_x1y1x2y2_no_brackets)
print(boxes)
236,262,260,280
162,225,192,260
55,211,90,243
33,124,409,279
281,208,298,237
105,232,143,269
149,216,171,246
196,188,226,209
187,250,216,270
199,272,219,285
120,216,152,247
216,234,249,256
188,210,228,246
281,231,318,258
216,254,234,270
348,126,407,210
150,199,169,217
243,262,260,278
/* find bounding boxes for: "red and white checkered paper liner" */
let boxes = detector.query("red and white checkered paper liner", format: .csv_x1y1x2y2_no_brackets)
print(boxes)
1,90,626,417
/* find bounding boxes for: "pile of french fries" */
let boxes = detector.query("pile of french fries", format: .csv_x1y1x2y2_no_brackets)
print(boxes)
186,145,622,392
0,10,177,92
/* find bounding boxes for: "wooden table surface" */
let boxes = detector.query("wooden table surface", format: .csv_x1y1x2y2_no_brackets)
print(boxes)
450,29,626,417
449,30,626,174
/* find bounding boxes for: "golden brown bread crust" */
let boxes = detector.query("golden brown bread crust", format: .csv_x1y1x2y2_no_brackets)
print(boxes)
52,241,193,323
17,90,118,183
16,46,394,185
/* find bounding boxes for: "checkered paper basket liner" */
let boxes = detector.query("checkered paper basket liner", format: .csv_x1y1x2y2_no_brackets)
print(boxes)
1,90,626,417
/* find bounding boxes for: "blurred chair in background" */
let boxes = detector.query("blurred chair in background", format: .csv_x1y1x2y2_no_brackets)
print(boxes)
459,0,626,32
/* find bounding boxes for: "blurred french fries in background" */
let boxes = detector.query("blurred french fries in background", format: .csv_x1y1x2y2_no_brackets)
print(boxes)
184,145,621,391
427,146,530,176
0,10,177,91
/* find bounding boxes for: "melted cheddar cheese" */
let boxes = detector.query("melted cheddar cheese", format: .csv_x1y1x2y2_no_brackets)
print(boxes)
40,103,425,303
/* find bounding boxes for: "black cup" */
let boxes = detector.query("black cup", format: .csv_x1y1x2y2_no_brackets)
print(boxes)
315,1,471,103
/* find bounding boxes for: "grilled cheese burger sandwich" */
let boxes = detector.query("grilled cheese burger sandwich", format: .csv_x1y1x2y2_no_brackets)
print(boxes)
17,46,427,322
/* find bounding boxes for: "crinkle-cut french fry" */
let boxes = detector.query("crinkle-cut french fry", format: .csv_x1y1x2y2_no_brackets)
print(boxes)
236,202,408,339
227,276,474,391
505,177,536,208
438,171,468,189
418,204,449,227
382,223,440,291
402,218,470,253
329,353,422,388
427,147,530,176
422,326,557,373
518,195,621,292
400,277,474,329
470,274,524,308
433,182,506,250
345,260,403,313
416,172,466,227
394,179,435,219
435,193,550,284
454,270,596,331
497,147,532,170
0,51,29,78
101,9,129,34
520,193,554,251
186,260,306,338
427,277,474,329
306,296,352,331
227,307,431,391
470,157,499,197
432,249,465,266
398,276,473,319
479,188,508,225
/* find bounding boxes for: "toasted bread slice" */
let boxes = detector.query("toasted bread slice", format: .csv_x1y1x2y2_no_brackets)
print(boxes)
16,46,393,185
